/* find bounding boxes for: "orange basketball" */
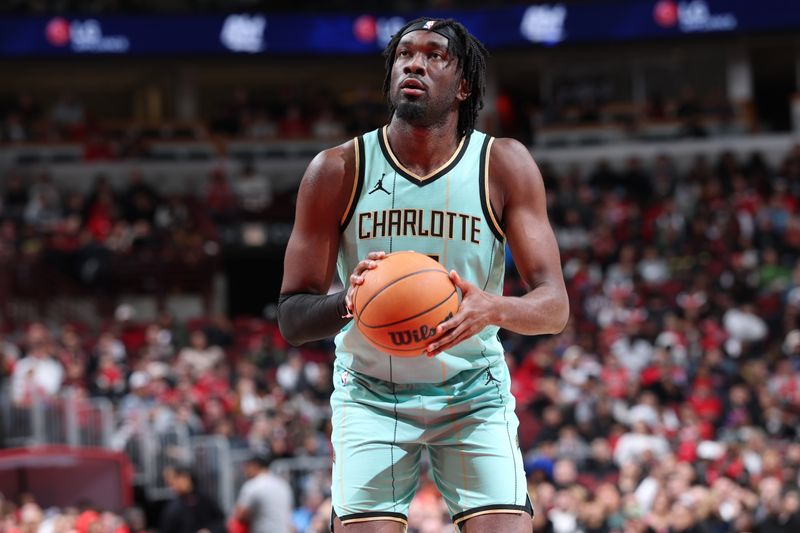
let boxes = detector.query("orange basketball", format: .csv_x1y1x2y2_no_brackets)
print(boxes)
352,251,459,357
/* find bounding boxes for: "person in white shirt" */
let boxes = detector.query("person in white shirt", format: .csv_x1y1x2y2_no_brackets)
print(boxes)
11,339,63,405
233,162,273,215
232,451,294,533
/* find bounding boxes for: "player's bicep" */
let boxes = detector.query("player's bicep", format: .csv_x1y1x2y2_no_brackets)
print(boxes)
281,202,339,295
280,148,351,295
495,141,564,291
505,198,562,291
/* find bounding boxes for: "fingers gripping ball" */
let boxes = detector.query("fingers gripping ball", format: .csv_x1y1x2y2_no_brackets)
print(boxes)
352,251,459,357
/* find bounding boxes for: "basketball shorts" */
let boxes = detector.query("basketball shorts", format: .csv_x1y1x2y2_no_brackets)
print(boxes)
329,357,532,530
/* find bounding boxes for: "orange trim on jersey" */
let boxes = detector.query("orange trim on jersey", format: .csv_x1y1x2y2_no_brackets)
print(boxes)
381,125,466,182
340,515,409,527
483,137,505,240
453,508,528,526
340,137,361,226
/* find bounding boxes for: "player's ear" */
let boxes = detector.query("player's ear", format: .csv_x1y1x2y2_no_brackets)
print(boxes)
456,79,470,102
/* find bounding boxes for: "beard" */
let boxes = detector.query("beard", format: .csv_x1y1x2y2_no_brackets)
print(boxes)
394,98,427,124
391,85,455,128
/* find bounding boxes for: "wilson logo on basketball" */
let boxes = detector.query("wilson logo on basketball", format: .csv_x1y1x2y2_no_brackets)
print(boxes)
388,312,452,346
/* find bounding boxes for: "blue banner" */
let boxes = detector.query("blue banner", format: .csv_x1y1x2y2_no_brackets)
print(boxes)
0,1,798,57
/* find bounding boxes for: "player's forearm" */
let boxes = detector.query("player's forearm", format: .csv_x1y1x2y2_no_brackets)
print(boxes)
277,291,350,345
491,284,569,336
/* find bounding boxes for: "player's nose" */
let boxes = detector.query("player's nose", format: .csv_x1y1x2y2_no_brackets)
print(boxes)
403,52,426,76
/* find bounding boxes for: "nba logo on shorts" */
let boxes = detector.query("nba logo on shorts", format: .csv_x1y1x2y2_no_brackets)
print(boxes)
424,20,435,29
341,370,349,385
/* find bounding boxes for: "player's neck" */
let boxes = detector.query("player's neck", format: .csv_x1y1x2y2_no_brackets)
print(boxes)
386,117,461,176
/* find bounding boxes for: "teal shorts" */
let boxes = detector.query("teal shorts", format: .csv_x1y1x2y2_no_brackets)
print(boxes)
329,357,532,530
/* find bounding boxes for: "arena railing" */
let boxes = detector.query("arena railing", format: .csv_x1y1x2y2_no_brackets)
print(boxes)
1,387,114,449
0,384,331,513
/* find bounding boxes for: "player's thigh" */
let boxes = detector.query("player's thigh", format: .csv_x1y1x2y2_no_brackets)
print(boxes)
427,421,530,527
460,512,532,533
332,516,407,533
427,374,529,522
331,368,422,524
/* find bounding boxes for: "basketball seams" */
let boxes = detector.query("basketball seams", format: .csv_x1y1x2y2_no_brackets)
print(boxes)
352,252,459,356
357,291,459,354
356,268,451,321
359,289,457,329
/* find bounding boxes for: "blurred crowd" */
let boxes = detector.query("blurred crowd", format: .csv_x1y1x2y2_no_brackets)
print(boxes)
0,156,288,318
0,138,800,533
0,90,377,150
1,86,746,152
0,496,147,533
0,168,224,318
506,143,800,533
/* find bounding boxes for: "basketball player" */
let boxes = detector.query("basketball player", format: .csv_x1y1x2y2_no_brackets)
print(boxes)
278,18,568,533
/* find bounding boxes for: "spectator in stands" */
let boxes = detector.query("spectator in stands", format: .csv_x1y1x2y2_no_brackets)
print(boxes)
121,170,159,225
613,420,670,466
206,168,237,224
142,322,175,361
722,302,768,358
232,451,293,533
83,131,116,161
275,351,307,394
24,170,60,220
292,486,325,533
117,371,160,428
304,498,333,533
9,92,41,139
279,105,309,139
123,506,148,533
233,162,272,217
618,157,652,202
555,208,590,252
2,172,29,219
245,110,278,140
214,88,256,136
10,322,63,405
14,500,44,533
85,188,119,243
310,106,345,140
160,465,225,533
0,331,20,376
51,93,85,139
2,113,27,143
177,329,223,378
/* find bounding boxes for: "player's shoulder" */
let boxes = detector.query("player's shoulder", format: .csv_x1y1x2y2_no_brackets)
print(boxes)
487,136,534,162
308,138,357,176
486,136,541,186
300,138,358,194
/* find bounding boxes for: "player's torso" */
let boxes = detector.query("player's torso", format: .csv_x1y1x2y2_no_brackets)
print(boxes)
335,126,506,384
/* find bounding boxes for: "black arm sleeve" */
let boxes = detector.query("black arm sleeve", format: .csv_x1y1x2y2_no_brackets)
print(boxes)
277,291,351,346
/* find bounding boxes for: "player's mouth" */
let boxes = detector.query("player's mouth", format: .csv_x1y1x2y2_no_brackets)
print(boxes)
400,78,427,96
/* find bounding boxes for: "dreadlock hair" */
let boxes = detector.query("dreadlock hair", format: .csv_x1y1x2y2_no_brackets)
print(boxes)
382,18,489,137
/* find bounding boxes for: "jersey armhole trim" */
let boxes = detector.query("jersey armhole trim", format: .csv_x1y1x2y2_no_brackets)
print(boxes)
479,136,505,242
340,136,365,230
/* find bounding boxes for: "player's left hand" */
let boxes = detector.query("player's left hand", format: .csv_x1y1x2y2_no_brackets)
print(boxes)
426,270,498,357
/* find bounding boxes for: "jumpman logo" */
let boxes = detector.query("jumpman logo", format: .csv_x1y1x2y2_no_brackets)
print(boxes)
368,173,391,195
485,368,501,385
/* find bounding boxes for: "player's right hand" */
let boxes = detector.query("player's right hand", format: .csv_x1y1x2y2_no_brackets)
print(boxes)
345,251,386,314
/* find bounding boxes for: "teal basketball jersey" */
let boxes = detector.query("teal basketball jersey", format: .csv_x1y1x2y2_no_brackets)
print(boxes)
335,126,506,384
